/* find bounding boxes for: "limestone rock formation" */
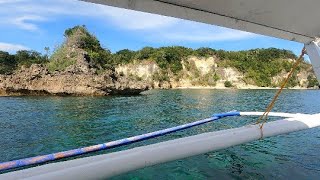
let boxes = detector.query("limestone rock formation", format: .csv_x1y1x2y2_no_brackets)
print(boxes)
115,56,317,89
0,64,149,96
0,26,150,96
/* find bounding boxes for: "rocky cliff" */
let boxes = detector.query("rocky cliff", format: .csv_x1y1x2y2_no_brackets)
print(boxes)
1,26,318,96
0,64,148,96
0,54,316,97
115,56,318,89
0,26,149,96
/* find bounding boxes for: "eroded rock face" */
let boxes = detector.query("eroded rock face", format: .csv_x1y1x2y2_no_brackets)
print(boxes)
0,64,149,96
114,56,318,89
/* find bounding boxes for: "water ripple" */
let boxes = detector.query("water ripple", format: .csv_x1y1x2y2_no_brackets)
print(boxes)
0,89,320,179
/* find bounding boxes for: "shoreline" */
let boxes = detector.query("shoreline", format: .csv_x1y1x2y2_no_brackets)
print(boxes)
173,86,313,90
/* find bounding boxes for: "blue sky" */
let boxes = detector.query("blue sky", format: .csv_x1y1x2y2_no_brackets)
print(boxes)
0,0,305,55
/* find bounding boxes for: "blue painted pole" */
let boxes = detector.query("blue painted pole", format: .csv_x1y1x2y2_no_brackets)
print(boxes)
0,111,240,172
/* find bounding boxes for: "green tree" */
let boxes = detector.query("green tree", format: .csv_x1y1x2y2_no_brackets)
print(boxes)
15,50,47,67
307,75,319,88
213,73,220,82
0,51,16,74
224,81,233,87
151,46,193,74
135,47,155,60
113,49,136,64
194,47,216,57
52,25,113,70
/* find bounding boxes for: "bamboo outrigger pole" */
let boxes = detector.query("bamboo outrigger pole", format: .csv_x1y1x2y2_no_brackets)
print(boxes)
1,112,320,179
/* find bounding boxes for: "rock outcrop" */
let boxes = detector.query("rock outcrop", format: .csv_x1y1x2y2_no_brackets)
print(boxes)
115,56,318,89
0,64,149,96
0,26,150,96
2,25,317,94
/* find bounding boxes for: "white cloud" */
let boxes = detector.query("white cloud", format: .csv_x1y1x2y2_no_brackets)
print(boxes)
0,42,29,51
0,0,256,42
97,6,178,30
11,15,47,31
0,0,177,31
0,0,24,4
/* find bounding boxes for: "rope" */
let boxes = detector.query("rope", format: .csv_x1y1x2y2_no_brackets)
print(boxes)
256,47,307,131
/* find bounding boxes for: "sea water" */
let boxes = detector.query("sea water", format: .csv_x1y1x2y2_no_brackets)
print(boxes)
1,89,320,179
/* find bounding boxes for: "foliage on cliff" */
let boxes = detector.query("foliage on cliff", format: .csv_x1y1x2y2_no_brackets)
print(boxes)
0,50,47,74
111,46,307,87
48,25,112,72
0,25,318,88
215,49,301,87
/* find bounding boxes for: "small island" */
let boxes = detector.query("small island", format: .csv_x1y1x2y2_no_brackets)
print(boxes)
0,25,319,96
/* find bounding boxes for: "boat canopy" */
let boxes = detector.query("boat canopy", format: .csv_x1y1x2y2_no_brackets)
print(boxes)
82,0,320,44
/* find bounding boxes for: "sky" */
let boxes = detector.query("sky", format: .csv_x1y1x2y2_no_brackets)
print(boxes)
0,0,305,56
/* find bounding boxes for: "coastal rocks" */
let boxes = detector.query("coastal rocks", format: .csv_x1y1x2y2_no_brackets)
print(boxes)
115,61,160,81
187,56,217,75
113,56,318,89
0,26,149,97
0,64,149,96
115,56,246,89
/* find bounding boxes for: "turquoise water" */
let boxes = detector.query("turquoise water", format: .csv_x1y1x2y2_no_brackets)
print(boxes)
1,89,320,179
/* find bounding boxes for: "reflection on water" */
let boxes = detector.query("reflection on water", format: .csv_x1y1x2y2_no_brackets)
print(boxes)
1,89,320,179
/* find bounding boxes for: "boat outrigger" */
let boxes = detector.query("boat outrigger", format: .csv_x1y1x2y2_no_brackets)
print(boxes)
1,0,320,179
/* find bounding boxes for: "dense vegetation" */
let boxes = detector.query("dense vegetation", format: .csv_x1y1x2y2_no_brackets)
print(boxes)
307,75,320,88
113,46,307,87
224,81,233,88
0,50,47,74
215,49,301,87
0,25,318,88
48,25,113,72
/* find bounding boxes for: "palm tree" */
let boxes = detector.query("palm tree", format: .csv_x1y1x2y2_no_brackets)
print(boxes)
44,47,50,60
